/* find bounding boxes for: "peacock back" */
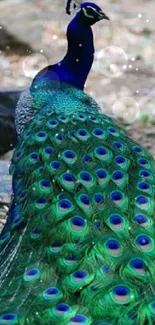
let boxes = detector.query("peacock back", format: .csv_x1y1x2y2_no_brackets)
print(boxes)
0,80,155,325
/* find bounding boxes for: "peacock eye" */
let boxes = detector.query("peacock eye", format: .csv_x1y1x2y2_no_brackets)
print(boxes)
86,8,94,15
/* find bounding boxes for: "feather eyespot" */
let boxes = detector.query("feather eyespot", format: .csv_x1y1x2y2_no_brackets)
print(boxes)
109,214,124,231
108,127,119,136
0,313,17,324
112,286,131,304
113,141,122,149
134,214,148,228
43,287,62,301
30,152,38,161
51,161,61,169
71,217,86,231
138,158,150,168
70,315,87,323
111,191,123,205
73,271,87,281
93,128,104,138
24,268,40,282
36,131,47,141
130,258,146,275
44,147,53,155
80,195,90,206
136,235,153,252
59,199,72,210
55,303,70,314
133,146,143,153
82,155,92,163
40,180,51,189
136,195,150,210
80,172,92,183
138,182,150,192
96,169,107,179
115,156,126,165
94,194,104,204
63,173,75,183
48,119,58,127
140,170,151,179
106,239,121,256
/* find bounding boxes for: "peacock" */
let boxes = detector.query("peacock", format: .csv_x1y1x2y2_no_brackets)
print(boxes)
0,1,155,324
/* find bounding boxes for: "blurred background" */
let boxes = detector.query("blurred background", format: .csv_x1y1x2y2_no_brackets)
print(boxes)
0,0,155,228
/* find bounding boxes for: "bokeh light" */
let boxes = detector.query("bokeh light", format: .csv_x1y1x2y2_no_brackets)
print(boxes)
22,53,48,79
112,97,140,123
93,46,128,78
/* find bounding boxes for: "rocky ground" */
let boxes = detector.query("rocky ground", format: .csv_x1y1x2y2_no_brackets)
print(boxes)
0,0,154,231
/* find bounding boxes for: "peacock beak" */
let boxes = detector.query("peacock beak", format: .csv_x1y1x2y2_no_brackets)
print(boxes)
98,12,110,21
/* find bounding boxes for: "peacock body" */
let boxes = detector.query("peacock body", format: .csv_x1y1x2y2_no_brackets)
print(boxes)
0,2,155,325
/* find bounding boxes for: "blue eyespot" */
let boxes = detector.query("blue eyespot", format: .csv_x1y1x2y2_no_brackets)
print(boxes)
115,156,126,164
63,173,75,182
135,214,147,224
80,195,90,205
140,170,151,178
96,169,107,179
90,115,97,121
36,198,47,205
45,287,58,295
138,182,150,190
64,150,75,159
30,153,38,160
37,131,46,138
41,180,50,188
113,171,124,180
136,236,151,246
96,147,107,155
73,271,87,279
110,215,122,225
108,127,117,134
94,194,104,203
94,129,103,136
51,161,61,169
136,196,148,205
70,315,87,323
78,129,87,136
133,146,142,153
60,115,67,120
59,200,72,209
49,119,58,126
26,268,38,276
82,155,92,163
72,217,85,227
130,259,145,269
111,192,123,201
56,304,70,312
0,314,17,321
113,141,122,149
106,240,120,250
138,159,148,166
80,172,91,182
78,114,85,119
114,286,129,296
44,147,53,154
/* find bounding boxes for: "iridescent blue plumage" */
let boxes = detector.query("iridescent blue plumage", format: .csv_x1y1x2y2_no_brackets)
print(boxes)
0,2,155,325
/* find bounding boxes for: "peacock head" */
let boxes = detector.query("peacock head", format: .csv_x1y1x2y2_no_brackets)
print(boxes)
66,1,110,26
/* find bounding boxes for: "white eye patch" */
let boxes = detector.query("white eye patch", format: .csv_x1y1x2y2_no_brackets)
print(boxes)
82,6,99,19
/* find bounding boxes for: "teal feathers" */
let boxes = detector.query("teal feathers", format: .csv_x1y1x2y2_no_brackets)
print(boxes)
0,80,155,324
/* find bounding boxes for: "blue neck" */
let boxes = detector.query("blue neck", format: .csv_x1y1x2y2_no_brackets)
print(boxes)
32,13,94,91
